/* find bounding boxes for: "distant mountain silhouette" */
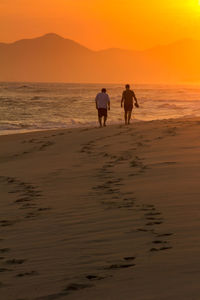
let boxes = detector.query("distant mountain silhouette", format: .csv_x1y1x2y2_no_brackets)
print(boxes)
0,33,200,83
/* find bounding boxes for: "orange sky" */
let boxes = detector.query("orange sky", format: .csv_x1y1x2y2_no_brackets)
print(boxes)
1,0,200,50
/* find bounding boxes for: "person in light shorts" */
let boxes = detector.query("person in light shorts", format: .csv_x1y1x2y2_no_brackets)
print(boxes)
95,88,110,127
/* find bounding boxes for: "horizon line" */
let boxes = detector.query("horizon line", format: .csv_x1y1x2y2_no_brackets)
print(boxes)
1,80,200,86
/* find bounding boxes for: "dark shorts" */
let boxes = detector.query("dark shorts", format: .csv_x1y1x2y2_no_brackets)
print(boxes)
98,108,107,117
124,104,133,112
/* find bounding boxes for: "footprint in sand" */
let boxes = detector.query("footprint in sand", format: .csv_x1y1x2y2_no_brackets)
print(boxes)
64,283,93,292
86,275,106,281
16,271,38,277
151,162,177,167
123,256,136,261
140,208,156,212
19,203,37,210
39,141,54,151
146,217,163,221
150,246,172,252
15,197,31,203
130,160,142,168
0,268,12,272
37,207,51,212
35,282,93,300
152,240,167,244
24,212,38,219
104,263,135,270
145,212,161,216
6,259,26,265
146,221,163,226
162,161,177,165
0,220,16,227
165,128,177,136
0,248,10,253
34,292,66,300
8,188,22,193
129,173,140,177
7,177,18,183
157,233,173,237
137,228,151,232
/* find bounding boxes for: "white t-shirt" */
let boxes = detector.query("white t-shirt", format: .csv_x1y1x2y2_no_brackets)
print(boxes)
95,92,110,109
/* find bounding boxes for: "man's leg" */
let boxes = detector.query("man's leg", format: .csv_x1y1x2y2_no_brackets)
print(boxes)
124,111,128,125
103,115,107,126
98,116,102,127
128,110,132,124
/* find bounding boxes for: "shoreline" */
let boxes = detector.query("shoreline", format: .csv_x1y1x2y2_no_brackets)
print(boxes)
0,116,197,137
1,117,200,299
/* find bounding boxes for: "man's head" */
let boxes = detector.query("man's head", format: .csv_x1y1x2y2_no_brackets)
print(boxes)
101,88,106,93
125,84,130,90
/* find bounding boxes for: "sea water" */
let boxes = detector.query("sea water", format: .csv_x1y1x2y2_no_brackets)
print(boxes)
0,82,200,135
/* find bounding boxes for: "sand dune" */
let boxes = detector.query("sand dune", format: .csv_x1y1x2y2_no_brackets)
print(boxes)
1,119,200,299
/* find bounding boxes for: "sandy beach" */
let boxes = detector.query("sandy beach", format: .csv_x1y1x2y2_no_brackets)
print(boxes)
1,118,200,300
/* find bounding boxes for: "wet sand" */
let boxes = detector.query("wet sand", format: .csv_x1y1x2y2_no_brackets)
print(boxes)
1,118,200,299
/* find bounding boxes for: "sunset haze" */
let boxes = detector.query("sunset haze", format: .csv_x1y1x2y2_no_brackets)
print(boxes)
1,0,200,50
2,2,200,300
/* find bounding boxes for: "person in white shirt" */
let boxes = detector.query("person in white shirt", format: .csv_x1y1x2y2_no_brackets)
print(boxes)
95,88,110,127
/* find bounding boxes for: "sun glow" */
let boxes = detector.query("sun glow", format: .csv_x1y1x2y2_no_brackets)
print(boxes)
196,0,200,7
193,0,200,9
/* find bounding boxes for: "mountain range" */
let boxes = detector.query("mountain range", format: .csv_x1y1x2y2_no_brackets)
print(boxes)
0,33,199,83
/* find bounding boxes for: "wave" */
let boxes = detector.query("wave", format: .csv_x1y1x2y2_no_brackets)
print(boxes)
30,96,50,101
17,85,32,89
143,98,200,103
31,96,41,100
180,114,198,119
157,103,186,109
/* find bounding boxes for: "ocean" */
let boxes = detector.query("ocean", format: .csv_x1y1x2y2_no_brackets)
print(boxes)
0,82,200,135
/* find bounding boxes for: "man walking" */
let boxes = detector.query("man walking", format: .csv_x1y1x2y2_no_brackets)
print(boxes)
95,88,110,127
121,84,139,125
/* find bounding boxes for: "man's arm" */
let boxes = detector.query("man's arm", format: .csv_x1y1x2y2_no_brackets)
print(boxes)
108,100,110,110
133,91,139,107
107,95,110,110
95,95,98,110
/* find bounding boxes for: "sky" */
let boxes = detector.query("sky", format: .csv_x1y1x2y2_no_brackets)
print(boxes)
1,0,200,50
